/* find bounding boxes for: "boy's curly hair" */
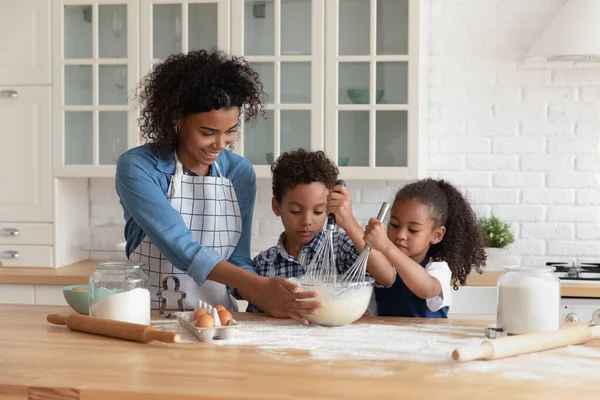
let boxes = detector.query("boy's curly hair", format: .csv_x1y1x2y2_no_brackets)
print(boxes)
394,178,486,287
135,48,266,156
271,149,339,203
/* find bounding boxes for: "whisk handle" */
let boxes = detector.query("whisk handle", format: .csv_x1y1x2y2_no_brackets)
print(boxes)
327,180,347,230
376,202,391,222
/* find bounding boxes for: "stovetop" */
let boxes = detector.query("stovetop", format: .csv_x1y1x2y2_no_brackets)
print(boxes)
547,262,600,281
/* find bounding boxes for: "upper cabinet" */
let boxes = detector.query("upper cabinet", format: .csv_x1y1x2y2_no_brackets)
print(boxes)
0,0,51,85
53,0,139,177
53,0,426,180
231,0,324,179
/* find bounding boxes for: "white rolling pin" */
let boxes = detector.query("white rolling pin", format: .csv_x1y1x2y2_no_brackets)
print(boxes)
452,323,600,362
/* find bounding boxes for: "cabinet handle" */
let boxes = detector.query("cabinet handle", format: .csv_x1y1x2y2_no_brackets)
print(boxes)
0,228,19,237
0,90,18,98
0,250,20,259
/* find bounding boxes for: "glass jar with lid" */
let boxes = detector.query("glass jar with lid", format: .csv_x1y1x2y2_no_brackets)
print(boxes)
89,261,151,325
496,266,561,335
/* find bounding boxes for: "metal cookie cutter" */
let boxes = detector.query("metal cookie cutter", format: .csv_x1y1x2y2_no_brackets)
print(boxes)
156,275,187,318
485,326,507,339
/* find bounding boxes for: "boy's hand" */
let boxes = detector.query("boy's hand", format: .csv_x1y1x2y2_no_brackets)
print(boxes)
327,184,354,230
363,218,392,253
252,277,324,325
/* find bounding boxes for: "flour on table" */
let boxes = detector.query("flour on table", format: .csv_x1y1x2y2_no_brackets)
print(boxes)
152,319,600,382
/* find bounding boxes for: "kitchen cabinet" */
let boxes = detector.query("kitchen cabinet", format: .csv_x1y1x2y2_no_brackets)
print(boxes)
448,286,498,316
54,0,427,180
53,1,140,177
232,0,426,180
0,0,51,85
0,87,53,223
0,284,67,305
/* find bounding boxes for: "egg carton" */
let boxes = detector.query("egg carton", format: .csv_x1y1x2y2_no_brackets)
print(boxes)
175,300,240,342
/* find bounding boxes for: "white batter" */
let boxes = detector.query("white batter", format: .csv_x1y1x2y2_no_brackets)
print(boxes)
298,284,373,326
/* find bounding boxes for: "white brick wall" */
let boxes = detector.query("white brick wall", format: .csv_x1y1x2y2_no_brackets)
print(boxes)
88,0,600,265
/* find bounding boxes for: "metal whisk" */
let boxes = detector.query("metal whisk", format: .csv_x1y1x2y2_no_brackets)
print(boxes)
302,180,346,284
338,201,391,285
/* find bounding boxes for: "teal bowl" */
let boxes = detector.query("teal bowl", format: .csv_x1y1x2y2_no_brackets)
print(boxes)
63,284,124,315
63,284,90,315
267,153,350,166
347,89,384,104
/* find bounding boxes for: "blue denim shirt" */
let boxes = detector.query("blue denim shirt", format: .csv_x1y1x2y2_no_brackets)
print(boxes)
115,144,257,287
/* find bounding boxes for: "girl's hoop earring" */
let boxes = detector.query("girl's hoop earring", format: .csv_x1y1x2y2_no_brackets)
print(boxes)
174,125,180,134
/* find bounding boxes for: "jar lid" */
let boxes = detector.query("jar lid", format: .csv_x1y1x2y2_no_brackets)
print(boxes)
95,261,145,270
504,265,556,273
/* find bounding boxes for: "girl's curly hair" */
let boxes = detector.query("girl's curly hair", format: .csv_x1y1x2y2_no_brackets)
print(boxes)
271,149,339,203
135,48,266,156
394,178,486,287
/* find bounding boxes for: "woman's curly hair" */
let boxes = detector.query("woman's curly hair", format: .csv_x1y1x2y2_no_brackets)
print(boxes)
394,178,486,287
135,48,266,156
271,149,339,203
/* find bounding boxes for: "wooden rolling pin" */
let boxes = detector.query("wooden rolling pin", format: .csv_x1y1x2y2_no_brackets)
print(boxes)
47,314,180,344
452,324,600,362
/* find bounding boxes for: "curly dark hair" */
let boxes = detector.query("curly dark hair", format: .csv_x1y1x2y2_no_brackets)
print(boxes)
135,48,266,156
271,149,339,203
394,178,486,287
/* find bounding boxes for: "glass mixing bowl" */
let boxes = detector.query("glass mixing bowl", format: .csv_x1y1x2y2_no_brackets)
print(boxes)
289,277,374,327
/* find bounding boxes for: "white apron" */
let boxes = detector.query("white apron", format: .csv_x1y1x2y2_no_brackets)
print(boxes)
130,156,243,315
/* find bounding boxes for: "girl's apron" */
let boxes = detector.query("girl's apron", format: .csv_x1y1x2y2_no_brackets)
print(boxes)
130,154,242,313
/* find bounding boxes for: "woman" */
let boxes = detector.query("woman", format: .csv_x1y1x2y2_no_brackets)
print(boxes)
115,49,321,323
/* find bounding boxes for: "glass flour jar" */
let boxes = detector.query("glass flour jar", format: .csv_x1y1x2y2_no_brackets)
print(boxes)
496,266,561,335
89,261,151,325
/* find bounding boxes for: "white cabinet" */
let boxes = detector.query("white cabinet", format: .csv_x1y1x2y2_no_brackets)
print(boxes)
0,284,68,305
0,86,52,222
53,1,140,177
231,0,427,180
0,0,51,85
54,0,426,180
448,287,498,316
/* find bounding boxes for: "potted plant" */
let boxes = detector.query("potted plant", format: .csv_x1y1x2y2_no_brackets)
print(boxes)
479,215,515,271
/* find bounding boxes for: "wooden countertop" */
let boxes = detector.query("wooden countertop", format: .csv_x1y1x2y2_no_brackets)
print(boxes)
0,260,95,285
2,262,599,298
2,305,600,400
468,270,600,298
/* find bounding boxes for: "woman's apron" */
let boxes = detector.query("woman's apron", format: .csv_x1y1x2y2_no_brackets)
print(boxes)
130,155,242,314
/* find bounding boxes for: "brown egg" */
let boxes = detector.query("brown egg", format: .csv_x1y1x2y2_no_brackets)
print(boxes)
218,310,233,326
193,308,209,321
215,305,226,312
195,314,215,328
72,287,85,292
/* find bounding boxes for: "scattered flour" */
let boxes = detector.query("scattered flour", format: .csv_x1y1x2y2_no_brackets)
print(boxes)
152,319,600,382
91,287,151,325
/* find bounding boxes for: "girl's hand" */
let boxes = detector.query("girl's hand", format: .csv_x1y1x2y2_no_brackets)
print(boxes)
363,218,392,253
326,184,354,230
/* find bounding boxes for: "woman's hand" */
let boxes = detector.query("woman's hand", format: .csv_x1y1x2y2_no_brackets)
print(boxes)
262,277,323,324
363,218,392,253
326,184,354,230
242,276,323,325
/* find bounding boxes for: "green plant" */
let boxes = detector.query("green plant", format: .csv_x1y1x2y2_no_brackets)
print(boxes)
479,215,515,248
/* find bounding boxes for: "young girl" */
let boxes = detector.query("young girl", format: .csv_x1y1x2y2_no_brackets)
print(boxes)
363,178,486,318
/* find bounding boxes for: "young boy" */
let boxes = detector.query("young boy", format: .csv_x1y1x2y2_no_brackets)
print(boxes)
247,149,395,313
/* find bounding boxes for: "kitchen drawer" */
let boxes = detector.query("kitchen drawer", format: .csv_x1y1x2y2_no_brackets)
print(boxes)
0,245,53,267
448,287,498,316
35,285,67,306
0,223,52,245
0,284,34,304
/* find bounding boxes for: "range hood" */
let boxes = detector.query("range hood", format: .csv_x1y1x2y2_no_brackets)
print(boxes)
526,0,600,62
